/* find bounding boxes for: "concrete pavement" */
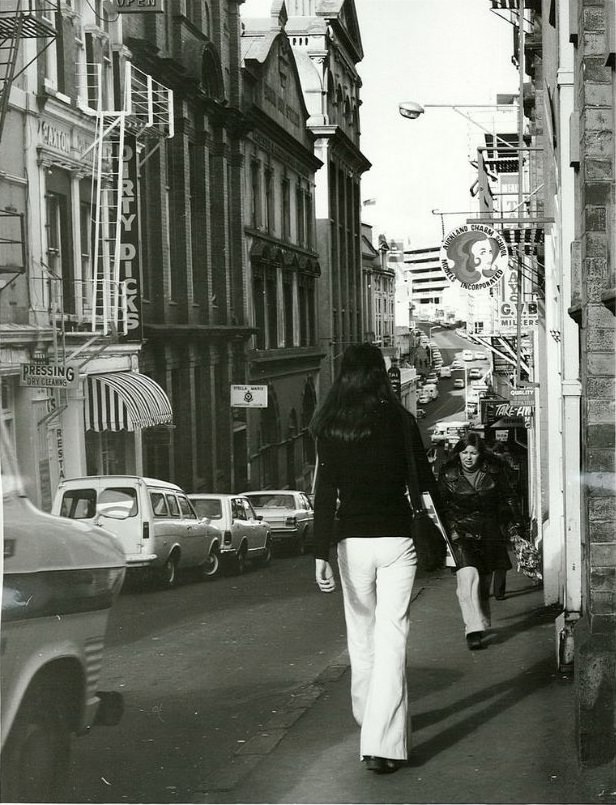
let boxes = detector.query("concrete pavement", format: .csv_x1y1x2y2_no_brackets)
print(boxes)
195,565,614,804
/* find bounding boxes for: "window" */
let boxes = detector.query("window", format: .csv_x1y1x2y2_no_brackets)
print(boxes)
283,276,293,346
191,498,222,519
150,492,169,516
253,272,266,349
264,169,273,232
296,185,304,245
266,271,277,348
60,489,97,519
177,495,196,519
99,487,139,517
281,178,290,240
305,191,313,248
242,498,257,520
166,493,180,516
46,190,75,314
231,498,246,520
250,160,261,229
165,140,176,300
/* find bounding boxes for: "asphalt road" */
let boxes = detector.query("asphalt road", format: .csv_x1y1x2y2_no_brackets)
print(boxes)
66,552,348,803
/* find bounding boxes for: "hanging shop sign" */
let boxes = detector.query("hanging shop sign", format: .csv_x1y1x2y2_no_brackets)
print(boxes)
111,0,164,12
387,366,401,399
230,384,268,408
482,399,534,429
20,363,78,389
440,224,509,291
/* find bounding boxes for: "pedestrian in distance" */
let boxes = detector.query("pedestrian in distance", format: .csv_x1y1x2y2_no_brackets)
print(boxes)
310,343,438,775
437,432,523,650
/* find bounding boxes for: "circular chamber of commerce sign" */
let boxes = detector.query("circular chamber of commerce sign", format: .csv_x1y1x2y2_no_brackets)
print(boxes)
440,224,510,290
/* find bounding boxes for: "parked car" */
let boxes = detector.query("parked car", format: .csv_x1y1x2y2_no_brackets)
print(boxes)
426,372,439,384
53,476,222,586
468,367,482,379
453,377,465,389
474,350,487,360
2,423,125,801
241,490,314,555
188,493,272,573
451,359,464,370
440,366,452,378
462,349,474,361
417,392,431,404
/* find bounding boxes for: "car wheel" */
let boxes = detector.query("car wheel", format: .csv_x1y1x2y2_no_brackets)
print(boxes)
201,547,220,579
159,553,178,588
1,680,71,803
234,545,247,575
260,536,272,566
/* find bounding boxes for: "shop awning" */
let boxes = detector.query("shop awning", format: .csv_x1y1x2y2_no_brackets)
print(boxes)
85,372,173,432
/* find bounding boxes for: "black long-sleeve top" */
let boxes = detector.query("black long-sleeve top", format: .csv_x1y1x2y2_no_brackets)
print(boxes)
312,402,436,561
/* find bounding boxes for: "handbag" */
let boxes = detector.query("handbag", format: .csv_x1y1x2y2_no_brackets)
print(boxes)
400,411,451,572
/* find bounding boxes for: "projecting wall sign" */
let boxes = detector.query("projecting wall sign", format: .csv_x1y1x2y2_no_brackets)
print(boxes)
440,224,510,290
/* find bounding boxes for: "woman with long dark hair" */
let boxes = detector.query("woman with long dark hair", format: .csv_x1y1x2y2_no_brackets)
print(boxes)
310,343,436,774
438,432,523,650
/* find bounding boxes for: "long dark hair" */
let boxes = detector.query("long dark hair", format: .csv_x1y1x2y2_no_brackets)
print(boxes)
309,343,403,442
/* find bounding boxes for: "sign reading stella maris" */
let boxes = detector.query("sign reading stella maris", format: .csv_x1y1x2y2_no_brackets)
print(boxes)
440,224,509,291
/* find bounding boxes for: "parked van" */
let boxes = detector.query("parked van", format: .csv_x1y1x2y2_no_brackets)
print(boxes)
2,424,125,801
423,382,439,400
52,476,222,586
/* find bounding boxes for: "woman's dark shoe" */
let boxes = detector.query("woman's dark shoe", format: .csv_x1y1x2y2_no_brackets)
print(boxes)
466,631,483,650
363,756,402,774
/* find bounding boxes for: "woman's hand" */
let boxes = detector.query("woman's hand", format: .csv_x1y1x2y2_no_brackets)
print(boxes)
315,559,336,593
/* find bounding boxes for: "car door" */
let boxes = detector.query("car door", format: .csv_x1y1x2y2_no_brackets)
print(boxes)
231,497,249,553
161,491,186,565
177,493,207,567
241,497,266,553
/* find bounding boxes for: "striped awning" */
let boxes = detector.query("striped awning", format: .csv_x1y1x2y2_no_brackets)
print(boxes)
85,372,173,432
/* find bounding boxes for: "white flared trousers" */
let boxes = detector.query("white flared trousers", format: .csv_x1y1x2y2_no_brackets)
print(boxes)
455,565,492,635
337,537,417,761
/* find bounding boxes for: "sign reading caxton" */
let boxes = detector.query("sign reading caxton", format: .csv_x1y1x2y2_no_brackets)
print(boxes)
440,224,509,290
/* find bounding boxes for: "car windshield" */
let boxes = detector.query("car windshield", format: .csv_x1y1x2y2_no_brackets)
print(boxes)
248,494,294,508
192,498,223,519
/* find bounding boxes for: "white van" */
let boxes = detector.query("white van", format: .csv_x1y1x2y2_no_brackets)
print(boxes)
2,424,125,801
52,476,222,586
423,382,439,400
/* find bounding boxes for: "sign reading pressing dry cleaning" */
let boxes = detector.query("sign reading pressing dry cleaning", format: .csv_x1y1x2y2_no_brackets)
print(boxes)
440,224,509,290
230,384,268,408
20,363,79,389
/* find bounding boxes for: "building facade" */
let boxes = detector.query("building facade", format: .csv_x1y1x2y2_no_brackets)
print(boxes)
0,0,173,510
285,0,371,389
240,2,323,490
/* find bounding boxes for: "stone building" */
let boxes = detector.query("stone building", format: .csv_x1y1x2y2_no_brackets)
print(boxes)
122,1,255,493
285,0,371,389
240,2,323,490
487,0,616,782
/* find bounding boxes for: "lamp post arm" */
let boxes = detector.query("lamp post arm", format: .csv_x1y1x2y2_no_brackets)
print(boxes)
446,106,520,150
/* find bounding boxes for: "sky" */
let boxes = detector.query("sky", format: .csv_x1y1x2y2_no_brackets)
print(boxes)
354,0,520,247
242,0,521,249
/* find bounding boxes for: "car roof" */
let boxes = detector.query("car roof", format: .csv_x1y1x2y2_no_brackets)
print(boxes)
242,490,300,496
188,493,242,499
58,475,183,491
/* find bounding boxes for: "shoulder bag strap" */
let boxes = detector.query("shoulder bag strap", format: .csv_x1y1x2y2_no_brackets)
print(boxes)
400,410,423,513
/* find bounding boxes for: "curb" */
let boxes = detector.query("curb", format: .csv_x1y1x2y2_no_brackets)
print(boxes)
194,650,350,797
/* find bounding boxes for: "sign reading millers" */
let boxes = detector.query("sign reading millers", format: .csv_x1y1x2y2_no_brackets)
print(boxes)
440,224,509,290
230,384,268,408
21,363,78,389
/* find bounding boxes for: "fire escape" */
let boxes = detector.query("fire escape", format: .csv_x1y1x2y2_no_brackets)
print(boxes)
79,59,174,337
0,0,57,289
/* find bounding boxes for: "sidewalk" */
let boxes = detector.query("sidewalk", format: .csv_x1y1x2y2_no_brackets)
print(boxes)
195,567,608,805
